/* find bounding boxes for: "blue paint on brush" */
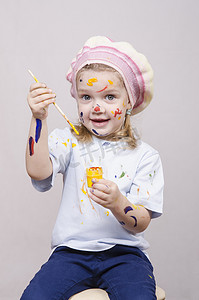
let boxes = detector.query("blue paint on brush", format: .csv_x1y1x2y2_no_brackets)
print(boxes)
35,119,42,143
124,206,133,214
131,216,138,227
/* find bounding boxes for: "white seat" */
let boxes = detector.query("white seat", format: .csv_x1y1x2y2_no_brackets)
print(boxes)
69,286,166,300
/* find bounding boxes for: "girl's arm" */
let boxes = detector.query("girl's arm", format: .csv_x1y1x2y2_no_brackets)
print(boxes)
89,178,151,234
25,82,56,180
109,195,152,234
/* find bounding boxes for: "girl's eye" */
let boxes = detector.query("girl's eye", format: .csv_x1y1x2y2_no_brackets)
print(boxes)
106,95,115,101
82,95,91,100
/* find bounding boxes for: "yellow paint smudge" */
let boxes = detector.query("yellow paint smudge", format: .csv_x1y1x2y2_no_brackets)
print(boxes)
62,142,67,147
108,80,113,85
87,78,98,86
147,191,150,200
79,204,83,214
111,111,114,115
81,179,96,212
118,116,121,120
148,275,152,279
81,182,87,195
106,211,109,216
132,203,141,210
72,143,76,148
67,139,70,142
137,187,140,196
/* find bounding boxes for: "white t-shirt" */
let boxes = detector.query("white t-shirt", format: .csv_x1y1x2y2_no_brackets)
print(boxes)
32,128,164,255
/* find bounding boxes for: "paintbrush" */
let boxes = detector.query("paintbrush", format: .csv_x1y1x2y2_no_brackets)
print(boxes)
28,69,79,135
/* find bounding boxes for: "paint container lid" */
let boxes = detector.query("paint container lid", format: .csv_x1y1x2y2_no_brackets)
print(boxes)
86,167,103,176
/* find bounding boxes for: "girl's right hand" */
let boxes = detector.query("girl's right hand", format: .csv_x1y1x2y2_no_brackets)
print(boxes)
27,82,56,120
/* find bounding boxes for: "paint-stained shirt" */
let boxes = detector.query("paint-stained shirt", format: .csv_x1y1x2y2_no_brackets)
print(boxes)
32,128,164,255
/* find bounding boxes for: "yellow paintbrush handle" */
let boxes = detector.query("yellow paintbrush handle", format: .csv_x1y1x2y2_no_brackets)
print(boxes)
28,70,79,135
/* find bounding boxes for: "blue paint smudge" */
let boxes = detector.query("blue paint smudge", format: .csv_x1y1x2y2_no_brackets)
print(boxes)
131,216,138,227
124,206,133,214
102,141,111,146
119,221,125,225
92,129,100,135
80,112,84,123
91,129,108,137
35,119,42,143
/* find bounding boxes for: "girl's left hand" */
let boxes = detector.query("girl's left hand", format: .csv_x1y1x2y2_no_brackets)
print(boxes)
89,178,124,210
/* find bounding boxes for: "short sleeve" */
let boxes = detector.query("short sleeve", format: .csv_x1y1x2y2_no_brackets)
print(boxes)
127,151,164,218
31,128,72,192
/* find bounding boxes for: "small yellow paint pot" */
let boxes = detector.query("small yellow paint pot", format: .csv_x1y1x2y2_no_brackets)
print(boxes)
86,167,103,187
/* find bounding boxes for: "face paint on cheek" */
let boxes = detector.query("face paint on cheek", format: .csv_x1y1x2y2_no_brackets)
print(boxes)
113,108,122,118
80,112,84,123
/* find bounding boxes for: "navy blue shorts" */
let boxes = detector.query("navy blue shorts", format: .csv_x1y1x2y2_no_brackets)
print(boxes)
20,245,156,300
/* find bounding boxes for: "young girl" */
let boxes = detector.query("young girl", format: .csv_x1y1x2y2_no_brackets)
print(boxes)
21,36,164,300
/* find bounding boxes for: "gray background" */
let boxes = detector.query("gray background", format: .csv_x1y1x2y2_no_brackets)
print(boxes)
0,0,198,299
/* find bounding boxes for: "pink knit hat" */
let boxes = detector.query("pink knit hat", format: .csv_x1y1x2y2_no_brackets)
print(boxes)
66,36,154,115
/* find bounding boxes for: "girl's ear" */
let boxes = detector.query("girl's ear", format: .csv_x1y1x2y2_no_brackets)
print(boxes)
127,98,132,109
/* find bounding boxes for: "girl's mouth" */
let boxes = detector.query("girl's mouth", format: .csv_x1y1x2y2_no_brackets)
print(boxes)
90,118,110,127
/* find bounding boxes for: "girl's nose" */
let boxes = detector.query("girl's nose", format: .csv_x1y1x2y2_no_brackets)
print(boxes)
92,103,105,113
94,105,100,112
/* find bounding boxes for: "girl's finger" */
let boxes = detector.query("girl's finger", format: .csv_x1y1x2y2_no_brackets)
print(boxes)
89,188,108,200
91,183,110,194
32,93,56,104
92,178,112,186
31,88,53,98
30,82,47,92
89,191,107,206
38,98,56,109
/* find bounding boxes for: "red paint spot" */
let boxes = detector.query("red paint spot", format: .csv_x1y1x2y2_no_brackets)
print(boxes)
113,108,122,117
29,136,34,156
94,106,100,112
88,167,101,171
96,85,108,93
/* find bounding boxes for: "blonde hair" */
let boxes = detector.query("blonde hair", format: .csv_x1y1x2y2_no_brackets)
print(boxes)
71,63,138,149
